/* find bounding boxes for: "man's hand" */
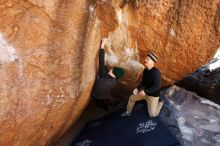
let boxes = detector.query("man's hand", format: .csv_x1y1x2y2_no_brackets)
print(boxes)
133,88,138,95
101,38,108,48
138,90,146,96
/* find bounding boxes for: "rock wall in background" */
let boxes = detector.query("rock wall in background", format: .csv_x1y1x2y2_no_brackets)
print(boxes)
176,48,220,104
0,0,219,145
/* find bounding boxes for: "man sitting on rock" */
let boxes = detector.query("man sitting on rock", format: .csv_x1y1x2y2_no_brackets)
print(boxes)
92,39,125,111
121,52,163,117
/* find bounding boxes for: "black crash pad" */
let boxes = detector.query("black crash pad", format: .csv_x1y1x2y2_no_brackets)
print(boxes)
72,101,181,146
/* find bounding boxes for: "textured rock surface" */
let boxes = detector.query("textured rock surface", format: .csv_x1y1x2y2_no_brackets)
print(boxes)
0,0,220,145
0,0,100,145
94,0,220,84
176,48,220,104
162,85,220,146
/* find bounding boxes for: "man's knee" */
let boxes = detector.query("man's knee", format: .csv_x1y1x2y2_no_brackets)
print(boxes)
148,111,158,117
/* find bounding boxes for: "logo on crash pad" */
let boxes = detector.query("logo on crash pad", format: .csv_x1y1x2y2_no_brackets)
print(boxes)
136,120,157,134
76,139,92,146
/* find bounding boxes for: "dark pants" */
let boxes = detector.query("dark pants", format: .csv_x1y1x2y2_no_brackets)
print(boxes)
93,97,121,111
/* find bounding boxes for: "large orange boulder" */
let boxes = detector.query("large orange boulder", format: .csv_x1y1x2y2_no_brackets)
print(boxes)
0,0,100,145
95,0,220,84
0,0,219,145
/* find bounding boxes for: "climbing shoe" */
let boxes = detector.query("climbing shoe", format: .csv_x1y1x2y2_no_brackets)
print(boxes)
121,111,131,117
